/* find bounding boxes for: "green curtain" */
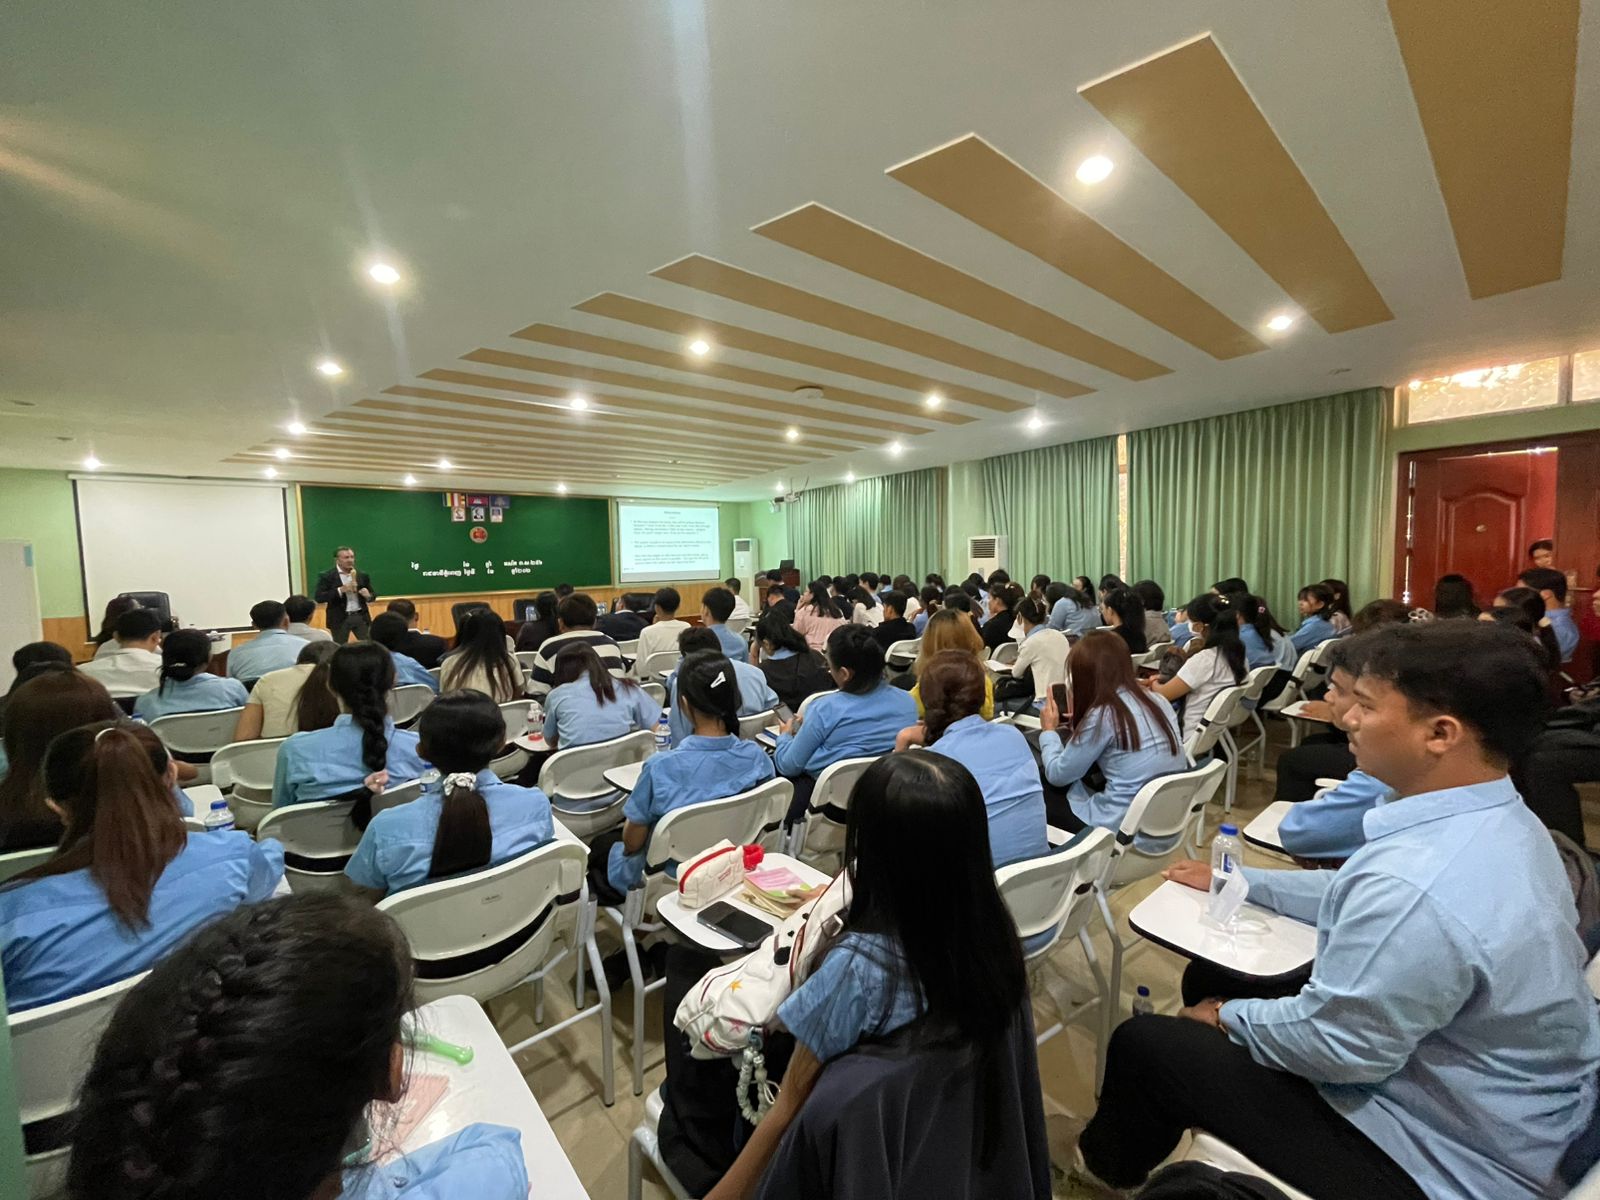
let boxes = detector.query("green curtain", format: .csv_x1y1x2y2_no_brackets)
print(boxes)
785,467,945,582
1127,388,1388,622
979,436,1120,582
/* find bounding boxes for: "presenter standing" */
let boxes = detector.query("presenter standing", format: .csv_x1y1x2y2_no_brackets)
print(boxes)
314,545,376,643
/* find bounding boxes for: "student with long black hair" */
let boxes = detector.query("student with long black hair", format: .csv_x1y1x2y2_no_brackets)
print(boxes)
1319,577,1354,634
1432,574,1480,621
911,584,942,635
369,612,441,693
1132,580,1173,649
133,629,249,721
0,722,282,1011
271,642,428,809
703,752,1045,1199
981,581,1024,651
1235,593,1296,670
1099,587,1149,655
793,578,848,653
440,610,524,701
1290,583,1340,652
1046,581,1101,637
67,894,529,1200
1146,594,1247,745
543,642,660,750
665,628,778,746
0,669,121,851
345,690,553,896
754,611,833,710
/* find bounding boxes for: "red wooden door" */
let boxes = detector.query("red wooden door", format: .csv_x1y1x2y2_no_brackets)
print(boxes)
1406,450,1557,607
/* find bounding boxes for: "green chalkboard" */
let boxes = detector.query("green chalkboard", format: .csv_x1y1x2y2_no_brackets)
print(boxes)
298,486,612,595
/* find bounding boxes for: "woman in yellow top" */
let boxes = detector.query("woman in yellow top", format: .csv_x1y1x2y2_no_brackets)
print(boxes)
908,608,994,720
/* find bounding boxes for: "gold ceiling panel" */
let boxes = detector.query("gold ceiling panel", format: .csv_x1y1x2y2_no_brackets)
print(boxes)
483,335,968,426
651,255,1093,399
752,203,1170,380
888,135,1265,359
1388,0,1577,298
570,293,1027,412
232,450,725,486
1080,35,1392,333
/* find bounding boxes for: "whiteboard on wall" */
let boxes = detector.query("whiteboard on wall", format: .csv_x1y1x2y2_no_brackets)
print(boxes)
0,541,43,691
75,478,292,631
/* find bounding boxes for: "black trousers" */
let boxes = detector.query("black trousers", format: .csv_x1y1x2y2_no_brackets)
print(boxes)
1515,728,1600,847
329,611,370,643
783,772,817,827
1022,728,1093,829
1080,1016,1426,1199
586,828,627,907
1273,735,1354,804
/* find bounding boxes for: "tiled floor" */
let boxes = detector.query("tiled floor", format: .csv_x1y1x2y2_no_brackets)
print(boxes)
482,732,1309,1199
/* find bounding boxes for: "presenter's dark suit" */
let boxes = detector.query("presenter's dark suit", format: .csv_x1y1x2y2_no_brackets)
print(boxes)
314,568,377,643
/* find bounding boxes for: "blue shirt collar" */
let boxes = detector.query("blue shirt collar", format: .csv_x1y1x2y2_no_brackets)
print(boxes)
768,647,797,660
679,733,741,750
1362,774,1518,841
332,713,397,734
1024,624,1044,639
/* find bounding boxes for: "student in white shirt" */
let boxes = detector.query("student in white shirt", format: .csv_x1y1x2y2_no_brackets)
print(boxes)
439,610,525,702
79,607,165,699
633,587,691,671
723,578,752,622
283,594,333,643
1146,594,1247,746
232,641,338,742
1006,598,1070,707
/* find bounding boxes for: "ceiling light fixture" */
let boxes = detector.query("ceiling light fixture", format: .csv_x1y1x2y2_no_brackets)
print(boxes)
687,338,711,358
845,470,856,483
403,474,417,486
436,457,453,470
287,420,307,436
569,394,589,411
82,455,102,471
1409,378,1423,388
273,447,291,461
1076,155,1114,185
1266,313,1296,333
785,426,800,442
367,262,401,286
1026,413,1044,432
556,483,568,494
924,391,943,409
263,466,278,479
316,358,344,377
886,441,904,457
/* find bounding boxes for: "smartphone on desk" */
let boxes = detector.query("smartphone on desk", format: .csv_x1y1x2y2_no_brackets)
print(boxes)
697,901,775,950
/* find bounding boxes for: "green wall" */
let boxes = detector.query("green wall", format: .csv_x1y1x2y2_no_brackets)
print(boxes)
0,469,84,618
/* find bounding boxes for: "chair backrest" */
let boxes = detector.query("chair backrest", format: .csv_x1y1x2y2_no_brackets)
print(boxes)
1184,684,1247,761
498,698,535,736
1238,665,1277,703
797,687,838,717
737,708,778,739
0,845,54,885
371,777,428,815
997,828,1114,959
255,799,361,879
427,666,443,683
12,971,148,1162
1260,648,1318,714
799,755,878,860
724,615,750,635
538,729,655,806
1102,759,1228,889
208,736,288,793
514,650,541,673
615,638,640,657
644,778,794,871
638,649,681,679
885,638,920,666
640,681,666,706
149,706,247,755
377,838,589,1003
992,639,1020,665
388,684,435,726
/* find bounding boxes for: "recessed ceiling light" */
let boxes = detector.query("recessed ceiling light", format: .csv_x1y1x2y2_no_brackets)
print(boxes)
1266,313,1296,333
1076,155,1114,185
785,426,800,442
1409,378,1423,388
924,391,943,409
263,466,278,479
273,447,291,461
886,441,904,457
556,482,568,494
367,262,401,286
286,420,307,436
82,455,101,471
569,394,589,411
403,474,417,486
1026,413,1044,431
687,338,711,358
845,470,856,483
436,457,453,470
316,358,344,377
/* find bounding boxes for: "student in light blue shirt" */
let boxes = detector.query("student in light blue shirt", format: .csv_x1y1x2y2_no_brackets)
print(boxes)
773,624,918,825
370,612,441,693
0,721,283,1011
1036,631,1188,851
664,626,779,746
133,628,250,722
345,691,553,897
227,599,310,684
542,642,660,750
705,752,1032,1193
1046,583,1102,637
897,650,1047,869
911,585,940,635
1079,620,1600,1200
272,643,429,808
1518,567,1579,663
603,652,774,897
1288,582,1339,653
700,585,749,663
65,893,531,1200
1234,595,1297,670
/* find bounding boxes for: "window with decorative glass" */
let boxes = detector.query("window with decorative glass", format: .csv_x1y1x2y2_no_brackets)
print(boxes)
1398,349,1600,425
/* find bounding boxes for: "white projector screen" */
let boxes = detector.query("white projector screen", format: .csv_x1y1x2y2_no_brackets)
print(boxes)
76,478,293,631
615,501,722,584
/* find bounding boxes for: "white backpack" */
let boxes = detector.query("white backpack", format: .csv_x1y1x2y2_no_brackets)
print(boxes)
674,870,851,1061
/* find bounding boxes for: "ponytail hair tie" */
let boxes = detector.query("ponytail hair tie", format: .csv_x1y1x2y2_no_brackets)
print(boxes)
443,772,478,792
94,724,121,743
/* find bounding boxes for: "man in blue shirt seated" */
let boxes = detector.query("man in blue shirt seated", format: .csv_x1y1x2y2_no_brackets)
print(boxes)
1074,620,1600,1200
699,585,749,663
1520,566,1579,664
226,600,309,686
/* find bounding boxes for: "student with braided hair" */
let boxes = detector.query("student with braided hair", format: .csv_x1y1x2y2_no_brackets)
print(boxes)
270,642,428,809
345,690,553,897
66,894,528,1200
132,628,248,721
0,721,282,1011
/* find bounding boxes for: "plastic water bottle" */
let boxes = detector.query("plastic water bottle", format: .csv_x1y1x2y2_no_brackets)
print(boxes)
204,797,235,834
1132,985,1154,1018
1208,823,1243,925
654,709,672,752
525,701,544,738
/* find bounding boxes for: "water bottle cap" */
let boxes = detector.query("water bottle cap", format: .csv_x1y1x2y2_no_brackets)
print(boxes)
1219,823,1237,836
210,798,229,809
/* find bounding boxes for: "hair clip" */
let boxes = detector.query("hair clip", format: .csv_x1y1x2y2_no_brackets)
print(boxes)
711,670,727,689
